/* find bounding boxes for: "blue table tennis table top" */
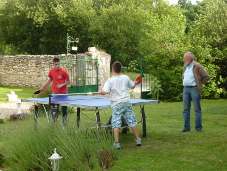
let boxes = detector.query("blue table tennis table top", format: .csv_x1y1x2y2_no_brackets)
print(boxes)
24,95,159,109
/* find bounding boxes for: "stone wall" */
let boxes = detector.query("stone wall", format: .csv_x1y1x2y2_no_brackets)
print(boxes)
0,51,111,89
0,55,52,87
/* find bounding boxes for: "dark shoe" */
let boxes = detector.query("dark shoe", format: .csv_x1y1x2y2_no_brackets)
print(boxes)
182,128,190,132
196,128,202,132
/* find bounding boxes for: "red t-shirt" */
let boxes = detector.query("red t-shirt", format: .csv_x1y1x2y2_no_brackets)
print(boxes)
48,67,69,94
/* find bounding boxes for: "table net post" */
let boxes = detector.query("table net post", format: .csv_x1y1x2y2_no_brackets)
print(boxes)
96,107,101,128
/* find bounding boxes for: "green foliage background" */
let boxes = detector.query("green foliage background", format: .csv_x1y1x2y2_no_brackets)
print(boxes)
0,0,226,100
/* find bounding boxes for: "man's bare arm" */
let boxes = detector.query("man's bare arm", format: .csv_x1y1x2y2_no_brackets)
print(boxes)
131,81,140,89
34,79,51,94
130,74,142,89
40,79,52,92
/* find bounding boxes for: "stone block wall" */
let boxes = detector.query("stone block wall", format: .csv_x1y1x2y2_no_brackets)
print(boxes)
0,55,52,87
0,51,111,89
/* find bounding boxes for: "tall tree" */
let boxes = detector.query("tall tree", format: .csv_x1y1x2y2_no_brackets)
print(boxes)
190,0,227,97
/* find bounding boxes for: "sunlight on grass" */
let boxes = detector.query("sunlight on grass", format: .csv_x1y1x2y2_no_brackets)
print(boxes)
0,86,34,102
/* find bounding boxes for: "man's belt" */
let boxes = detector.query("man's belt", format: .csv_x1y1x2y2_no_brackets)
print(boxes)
184,86,197,88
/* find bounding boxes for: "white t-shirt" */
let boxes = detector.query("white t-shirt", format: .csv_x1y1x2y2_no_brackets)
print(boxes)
102,75,135,106
183,63,197,86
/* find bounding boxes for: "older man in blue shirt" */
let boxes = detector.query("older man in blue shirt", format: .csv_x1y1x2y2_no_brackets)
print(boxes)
182,52,209,132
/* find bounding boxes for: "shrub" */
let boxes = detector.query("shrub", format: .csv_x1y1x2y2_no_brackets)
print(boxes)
6,124,115,171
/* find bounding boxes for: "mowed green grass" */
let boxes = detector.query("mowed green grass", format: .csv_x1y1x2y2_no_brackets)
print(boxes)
0,86,34,102
111,99,227,171
1,97,227,170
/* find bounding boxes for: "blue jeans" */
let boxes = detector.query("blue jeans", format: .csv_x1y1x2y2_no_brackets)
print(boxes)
51,105,68,125
183,86,202,130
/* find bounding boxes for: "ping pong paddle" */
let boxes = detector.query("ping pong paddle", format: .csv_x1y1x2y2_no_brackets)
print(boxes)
34,90,41,95
135,74,142,84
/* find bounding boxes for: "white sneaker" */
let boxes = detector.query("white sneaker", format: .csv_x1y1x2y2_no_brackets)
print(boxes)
136,138,142,146
113,142,121,150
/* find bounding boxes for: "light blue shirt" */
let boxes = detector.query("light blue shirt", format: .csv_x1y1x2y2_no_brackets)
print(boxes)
183,63,197,86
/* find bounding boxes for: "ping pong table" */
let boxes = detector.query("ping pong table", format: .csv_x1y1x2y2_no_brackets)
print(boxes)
23,95,159,137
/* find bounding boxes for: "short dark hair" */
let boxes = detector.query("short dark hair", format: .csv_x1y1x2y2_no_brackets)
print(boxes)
53,57,60,63
112,61,122,73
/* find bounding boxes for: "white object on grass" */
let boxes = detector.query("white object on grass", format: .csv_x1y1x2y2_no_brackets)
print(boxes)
71,46,78,51
7,91,19,102
7,91,22,114
49,148,62,171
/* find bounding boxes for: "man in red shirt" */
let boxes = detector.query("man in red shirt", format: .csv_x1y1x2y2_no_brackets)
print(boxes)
35,57,70,125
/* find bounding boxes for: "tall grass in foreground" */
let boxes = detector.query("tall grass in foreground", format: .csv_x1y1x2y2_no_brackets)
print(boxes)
6,124,115,171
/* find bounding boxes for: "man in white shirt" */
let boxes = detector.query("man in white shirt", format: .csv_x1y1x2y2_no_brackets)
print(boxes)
101,61,142,149
182,52,209,132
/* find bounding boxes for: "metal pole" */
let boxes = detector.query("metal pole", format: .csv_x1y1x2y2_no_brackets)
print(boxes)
140,56,143,99
76,107,80,128
96,59,99,92
66,33,69,55
141,105,147,137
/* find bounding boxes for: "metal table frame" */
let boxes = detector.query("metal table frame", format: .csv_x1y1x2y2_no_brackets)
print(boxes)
24,95,159,137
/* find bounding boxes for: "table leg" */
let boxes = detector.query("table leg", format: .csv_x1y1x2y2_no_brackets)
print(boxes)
42,104,49,123
48,95,52,121
107,116,112,126
96,108,101,128
51,105,59,123
122,117,129,134
141,105,147,137
77,107,81,128
34,105,39,129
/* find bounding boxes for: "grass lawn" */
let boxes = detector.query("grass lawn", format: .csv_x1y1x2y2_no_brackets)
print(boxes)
0,86,34,102
0,98,227,170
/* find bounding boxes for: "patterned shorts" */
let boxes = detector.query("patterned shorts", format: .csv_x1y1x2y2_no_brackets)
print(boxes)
111,102,137,128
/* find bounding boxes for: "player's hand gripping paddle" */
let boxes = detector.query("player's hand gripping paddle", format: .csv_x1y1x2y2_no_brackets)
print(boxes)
33,90,41,95
135,74,142,84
